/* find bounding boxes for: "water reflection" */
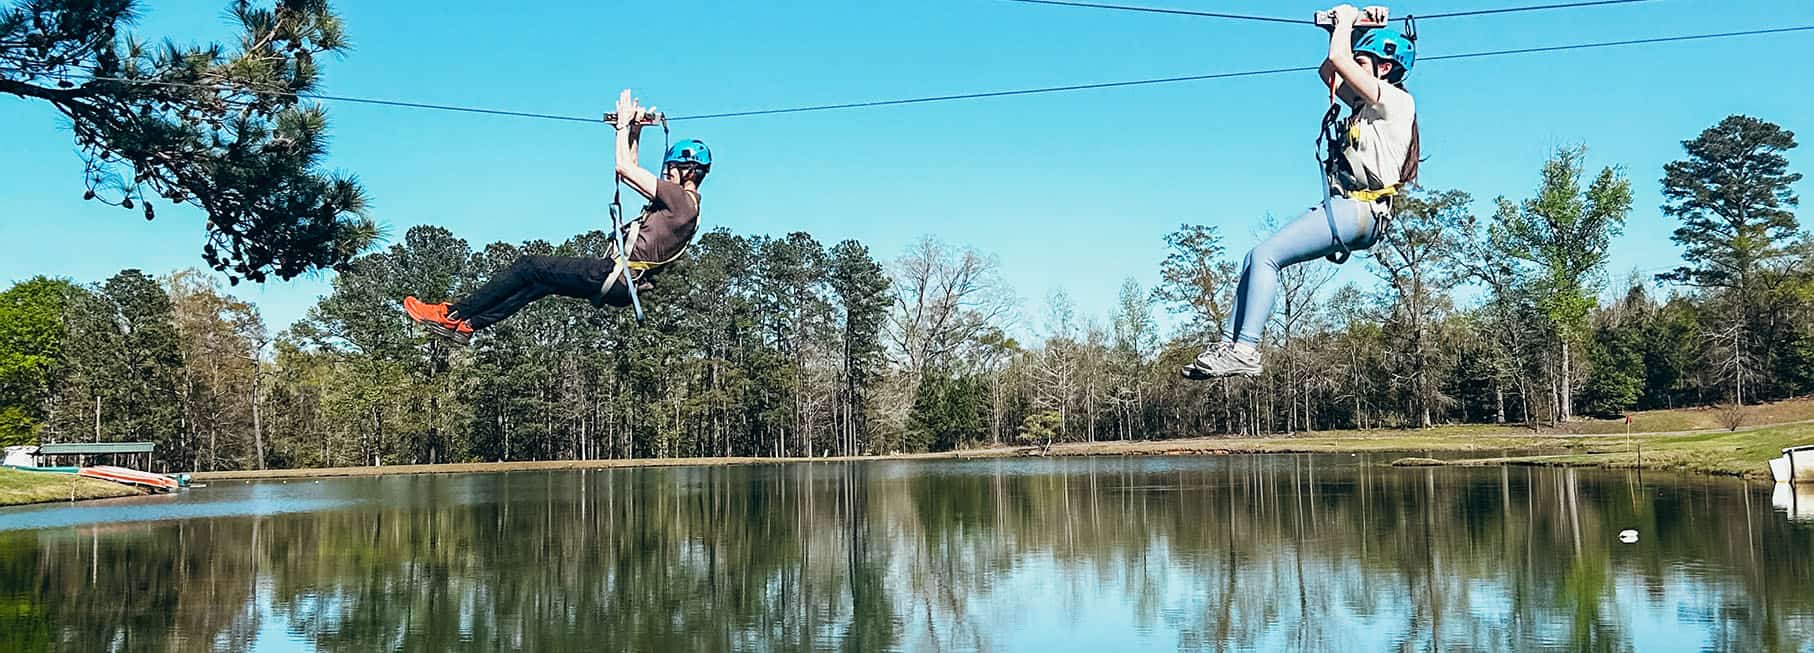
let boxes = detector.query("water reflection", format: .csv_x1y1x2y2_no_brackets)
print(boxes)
3,456,1813,652
1774,483,1814,524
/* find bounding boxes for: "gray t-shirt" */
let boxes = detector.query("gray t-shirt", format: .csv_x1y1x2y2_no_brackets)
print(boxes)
628,180,700,283
1338,82,1417,195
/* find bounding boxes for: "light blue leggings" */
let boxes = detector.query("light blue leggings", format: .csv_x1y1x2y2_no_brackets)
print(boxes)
1226,197,1380,345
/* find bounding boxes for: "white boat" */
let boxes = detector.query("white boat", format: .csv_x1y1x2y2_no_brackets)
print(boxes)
1774,483,1814,522
1769,445,1814,484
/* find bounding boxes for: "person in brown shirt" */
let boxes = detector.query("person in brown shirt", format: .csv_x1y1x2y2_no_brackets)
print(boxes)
404,89,707,345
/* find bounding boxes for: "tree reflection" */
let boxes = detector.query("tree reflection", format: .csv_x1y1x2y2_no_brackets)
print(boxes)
3,457,1813,652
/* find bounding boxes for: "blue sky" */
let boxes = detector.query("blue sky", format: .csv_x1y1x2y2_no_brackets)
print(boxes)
4,0,1812,338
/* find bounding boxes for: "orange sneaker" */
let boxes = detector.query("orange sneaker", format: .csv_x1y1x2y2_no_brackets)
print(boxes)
404,296,474,346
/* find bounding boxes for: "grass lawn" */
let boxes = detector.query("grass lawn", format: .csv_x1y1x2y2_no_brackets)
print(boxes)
1429,422,1814,479
0,469,138,507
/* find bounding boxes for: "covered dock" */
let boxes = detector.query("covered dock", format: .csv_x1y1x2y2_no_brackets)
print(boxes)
30,442,158,470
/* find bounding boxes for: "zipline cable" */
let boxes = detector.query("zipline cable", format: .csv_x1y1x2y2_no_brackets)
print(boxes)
998,0,1657,25
668,25,1814,120
0,70,603,123
1416,0,1657,20
4,24,1809,124
997,0,1308,25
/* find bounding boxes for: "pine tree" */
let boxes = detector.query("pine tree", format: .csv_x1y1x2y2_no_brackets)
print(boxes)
828,241,891,456
1,0,374,282
1658,115,1802,402
101,270,184,466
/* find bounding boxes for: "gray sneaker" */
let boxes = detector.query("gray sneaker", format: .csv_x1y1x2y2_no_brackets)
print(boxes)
1181,343,1262,380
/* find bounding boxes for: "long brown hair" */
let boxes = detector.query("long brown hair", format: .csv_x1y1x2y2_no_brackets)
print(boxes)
1397,81,1420,187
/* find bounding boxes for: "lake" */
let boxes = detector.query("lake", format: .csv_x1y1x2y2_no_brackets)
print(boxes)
2,455,1812,651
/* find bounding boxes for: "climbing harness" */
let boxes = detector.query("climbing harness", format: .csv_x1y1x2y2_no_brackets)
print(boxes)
1314,100,1355,265
603,179,646,322
600,113,675,323
1312,9,1415,264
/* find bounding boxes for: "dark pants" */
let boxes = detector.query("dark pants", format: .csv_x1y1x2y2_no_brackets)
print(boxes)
453,255,627,329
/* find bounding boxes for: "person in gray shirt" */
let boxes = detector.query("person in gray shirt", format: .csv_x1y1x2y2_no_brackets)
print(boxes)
1185,5,1419,380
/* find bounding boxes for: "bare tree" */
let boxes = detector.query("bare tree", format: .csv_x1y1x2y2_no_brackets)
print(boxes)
887,237,1017,376
884,237,1016,437
1032,290,1081,440
1268,214,1337,433
1371,191,1470,428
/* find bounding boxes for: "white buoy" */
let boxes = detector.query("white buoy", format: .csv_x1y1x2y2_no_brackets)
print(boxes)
1618,529,1639,544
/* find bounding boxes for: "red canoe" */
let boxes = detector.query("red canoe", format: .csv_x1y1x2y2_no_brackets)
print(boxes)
78,466,181,492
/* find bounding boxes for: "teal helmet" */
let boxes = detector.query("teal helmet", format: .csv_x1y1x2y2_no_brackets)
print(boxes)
1353,28,1415,83
664,139,712,172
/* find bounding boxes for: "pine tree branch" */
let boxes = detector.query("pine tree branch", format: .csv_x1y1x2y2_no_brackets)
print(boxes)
0,75,89,100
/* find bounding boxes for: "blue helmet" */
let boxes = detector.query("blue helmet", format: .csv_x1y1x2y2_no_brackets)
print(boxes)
664,139,711,172
1353,28,1415,83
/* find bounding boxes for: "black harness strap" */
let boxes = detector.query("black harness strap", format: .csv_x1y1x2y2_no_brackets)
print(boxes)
1315,101,1354,265
602,116,674,324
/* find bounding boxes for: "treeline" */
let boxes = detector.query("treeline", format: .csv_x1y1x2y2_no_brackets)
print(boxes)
0,115,1805,472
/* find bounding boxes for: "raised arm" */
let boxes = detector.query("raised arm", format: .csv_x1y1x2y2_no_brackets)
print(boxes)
613,89,661,200
1320,58,1368,106
1323,5,1383,105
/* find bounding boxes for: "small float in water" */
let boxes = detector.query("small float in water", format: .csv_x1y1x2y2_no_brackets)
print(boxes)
1768,445,1814,484
76,466,182,493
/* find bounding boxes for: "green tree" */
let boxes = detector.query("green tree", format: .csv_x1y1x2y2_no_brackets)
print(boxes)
1658,115,1802,403
756,233,831,457
99,270,184,465
1659,116,1802,290
263,338,332,468
663,230,761,458
0,0,374,282
1580,325,1644,417
167,269,264,471
1016,410,1061,452
828,240,891,456
906,368,984,452
1636,296,1701,410
0,278,72,444
294,226,472,465
1491,146,1633,422
1154,224,1237,342
41,282,126,444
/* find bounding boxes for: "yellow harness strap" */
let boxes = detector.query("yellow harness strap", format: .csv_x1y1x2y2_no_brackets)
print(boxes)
1348,185,1398,203
602,190,699,294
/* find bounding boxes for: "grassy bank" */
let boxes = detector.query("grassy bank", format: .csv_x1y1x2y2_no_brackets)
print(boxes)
0,469,139,507
1549,400,1814,435
191,399,1814,484
1397,422,1814,480
185,430,1591,482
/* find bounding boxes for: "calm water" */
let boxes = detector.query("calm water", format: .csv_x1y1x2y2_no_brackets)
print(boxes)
2,455,1813,652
